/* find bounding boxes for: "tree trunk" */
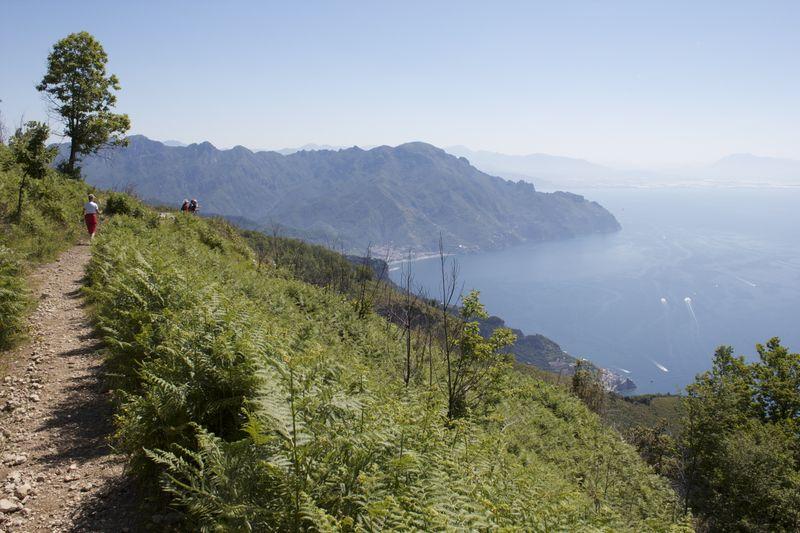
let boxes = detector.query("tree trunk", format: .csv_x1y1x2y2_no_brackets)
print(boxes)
67,141,78,178
428,331,433,388
15,174,27,221
405,325,411,385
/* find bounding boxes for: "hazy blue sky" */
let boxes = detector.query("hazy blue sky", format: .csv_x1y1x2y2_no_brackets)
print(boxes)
1,1,798,167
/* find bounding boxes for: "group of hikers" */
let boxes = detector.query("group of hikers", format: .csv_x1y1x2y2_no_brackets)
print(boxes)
81,193,200,240
180,198,200,214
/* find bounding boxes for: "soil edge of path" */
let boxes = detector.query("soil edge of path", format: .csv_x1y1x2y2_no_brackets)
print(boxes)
0,245,144,532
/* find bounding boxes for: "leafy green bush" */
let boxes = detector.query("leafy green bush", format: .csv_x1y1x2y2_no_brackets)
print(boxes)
104,192,145,217
86,213,691,531
680,342,800,531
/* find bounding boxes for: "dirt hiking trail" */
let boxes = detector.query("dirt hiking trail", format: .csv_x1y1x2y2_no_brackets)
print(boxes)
0,245,142,532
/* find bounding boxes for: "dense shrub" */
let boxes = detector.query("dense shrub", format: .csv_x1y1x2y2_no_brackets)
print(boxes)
681,343,800,531
103,191,146,217
87,213,691,531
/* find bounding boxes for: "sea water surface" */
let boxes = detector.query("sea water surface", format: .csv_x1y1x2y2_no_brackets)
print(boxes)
391,188,800,394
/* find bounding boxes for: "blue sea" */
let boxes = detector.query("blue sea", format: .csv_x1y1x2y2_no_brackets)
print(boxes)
391,187,800,394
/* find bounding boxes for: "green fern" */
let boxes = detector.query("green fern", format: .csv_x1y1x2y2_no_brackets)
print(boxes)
83,204,692,532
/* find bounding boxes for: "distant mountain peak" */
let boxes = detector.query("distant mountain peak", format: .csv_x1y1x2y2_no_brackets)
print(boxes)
162,139,188,147
395,141,447,154
275,143,348,155
709,153,800,181
189,140,217,151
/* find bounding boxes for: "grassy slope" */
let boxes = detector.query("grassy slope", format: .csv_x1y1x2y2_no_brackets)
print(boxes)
604,394,684,435
516,361,685,435
85,207,690,531
0,145,91,349
235,232,688,436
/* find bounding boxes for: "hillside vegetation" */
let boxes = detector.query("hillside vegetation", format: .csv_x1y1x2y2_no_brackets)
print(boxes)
622,345,800,532
80,201,689,531
67,135,621,253
604,394,683,434
0,144,90,349
238,229,623,390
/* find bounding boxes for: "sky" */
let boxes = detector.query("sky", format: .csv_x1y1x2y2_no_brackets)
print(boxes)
1,1,798,168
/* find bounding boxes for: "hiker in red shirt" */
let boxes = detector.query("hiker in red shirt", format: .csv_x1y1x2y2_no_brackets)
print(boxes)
83,194,100,240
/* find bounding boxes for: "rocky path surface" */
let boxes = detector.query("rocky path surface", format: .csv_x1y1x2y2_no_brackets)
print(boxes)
0,245,141,532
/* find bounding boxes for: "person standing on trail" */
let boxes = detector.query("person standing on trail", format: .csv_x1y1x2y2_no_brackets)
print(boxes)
180,199,190,213
188,198,199,214
83,193,101,240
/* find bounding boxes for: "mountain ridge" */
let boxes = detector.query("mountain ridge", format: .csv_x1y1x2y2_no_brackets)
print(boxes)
153,141,800,187
64,136,621,254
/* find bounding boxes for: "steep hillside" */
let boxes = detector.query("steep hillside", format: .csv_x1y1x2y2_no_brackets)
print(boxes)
81,207,688,530
239,230,637,392
0,158,688,528
604,394,684,433
67,136,620,253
